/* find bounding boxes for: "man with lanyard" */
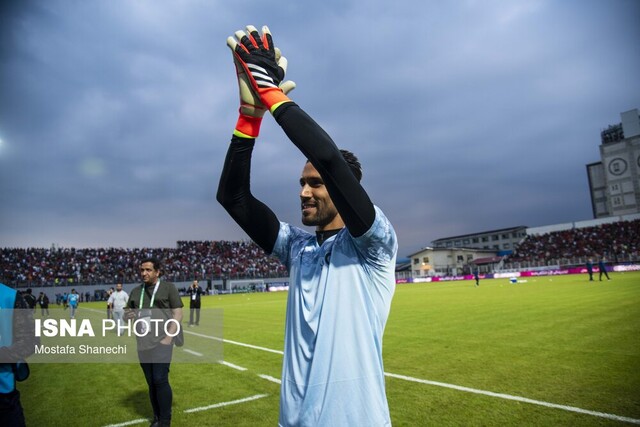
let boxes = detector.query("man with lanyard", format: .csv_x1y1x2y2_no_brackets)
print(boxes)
219,26,398,426
0,283,38,427
186,280,204,326
125,257,183,427
107,283,129,334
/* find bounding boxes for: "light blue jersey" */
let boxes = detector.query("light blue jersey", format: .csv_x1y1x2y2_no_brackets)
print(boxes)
272,206,397,427
68,293,79,307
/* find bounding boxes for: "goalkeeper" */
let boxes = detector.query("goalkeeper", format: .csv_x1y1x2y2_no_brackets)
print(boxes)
217,25,398,426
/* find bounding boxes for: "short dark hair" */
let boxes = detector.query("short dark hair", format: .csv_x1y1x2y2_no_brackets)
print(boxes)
306,149,363,182
340,149,362,182
140,257,162,273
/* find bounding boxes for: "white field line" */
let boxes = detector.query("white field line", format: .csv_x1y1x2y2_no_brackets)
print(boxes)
79,309,282,354
184,329,284,355
103,418,149,427
79,307,106,314
189,329,640,425
384,373,640,425
182,348,203,357
104,394,270,426
258,374,282,384
183,393,268,413
88,309,638,425
219,360,247,371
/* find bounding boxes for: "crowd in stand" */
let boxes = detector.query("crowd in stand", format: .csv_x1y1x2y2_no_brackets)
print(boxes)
0,240,287,287
505,219,640,265
3,220,639,286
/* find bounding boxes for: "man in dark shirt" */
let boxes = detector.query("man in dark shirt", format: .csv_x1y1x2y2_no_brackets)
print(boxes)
21,289,36,313
186,280,204,326
37,292,50,317
598,257,611,281
126,257,183,427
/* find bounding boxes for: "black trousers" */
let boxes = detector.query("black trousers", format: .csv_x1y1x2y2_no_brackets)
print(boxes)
0,390,26,427
138,344,174,423
189,306,201,325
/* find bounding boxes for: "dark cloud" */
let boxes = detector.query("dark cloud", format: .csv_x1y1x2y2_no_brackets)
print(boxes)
1,1,639,257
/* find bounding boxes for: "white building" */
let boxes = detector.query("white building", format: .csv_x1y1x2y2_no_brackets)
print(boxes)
407,247,499,278
587,108,640,218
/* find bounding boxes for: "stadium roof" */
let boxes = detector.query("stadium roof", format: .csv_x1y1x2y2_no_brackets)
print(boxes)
431,225,528,243
471,256,504,265
406,247,496,258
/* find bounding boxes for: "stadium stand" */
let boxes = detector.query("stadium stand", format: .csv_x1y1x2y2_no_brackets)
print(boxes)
2,220,639,287
503,219,640,269
0,240,287,287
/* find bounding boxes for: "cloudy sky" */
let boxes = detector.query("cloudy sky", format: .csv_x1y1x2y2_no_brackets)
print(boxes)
1,0,639,257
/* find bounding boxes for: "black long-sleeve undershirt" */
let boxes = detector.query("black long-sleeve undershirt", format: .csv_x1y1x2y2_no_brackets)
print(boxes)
217,137,280,252
217,102,375,254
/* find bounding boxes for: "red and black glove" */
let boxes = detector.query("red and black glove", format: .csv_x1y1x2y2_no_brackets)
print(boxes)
227,25,293,116
230,52,294,139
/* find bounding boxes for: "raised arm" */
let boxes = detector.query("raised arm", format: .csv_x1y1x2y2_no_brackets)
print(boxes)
216,136,280,253
217,26,297,253
227,25,375,237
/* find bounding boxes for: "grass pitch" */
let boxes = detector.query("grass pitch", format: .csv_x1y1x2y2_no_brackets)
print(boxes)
19,272,640,426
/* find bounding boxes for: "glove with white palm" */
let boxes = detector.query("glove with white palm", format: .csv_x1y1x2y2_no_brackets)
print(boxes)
227,26,293,137
231,43,295,138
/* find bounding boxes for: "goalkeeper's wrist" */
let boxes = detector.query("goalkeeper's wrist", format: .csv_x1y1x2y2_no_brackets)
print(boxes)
234,113,263,139
259,89,292,113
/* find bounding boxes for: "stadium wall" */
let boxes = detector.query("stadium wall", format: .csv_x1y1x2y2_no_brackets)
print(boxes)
16,277,293,301
16,281,211,303
396,263,640,284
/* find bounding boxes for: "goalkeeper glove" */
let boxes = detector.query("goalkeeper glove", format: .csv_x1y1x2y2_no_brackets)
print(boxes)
232,52,295,138
227,25,292,114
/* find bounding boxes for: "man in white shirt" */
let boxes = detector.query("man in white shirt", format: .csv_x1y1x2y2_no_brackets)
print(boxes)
107,283,129,334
